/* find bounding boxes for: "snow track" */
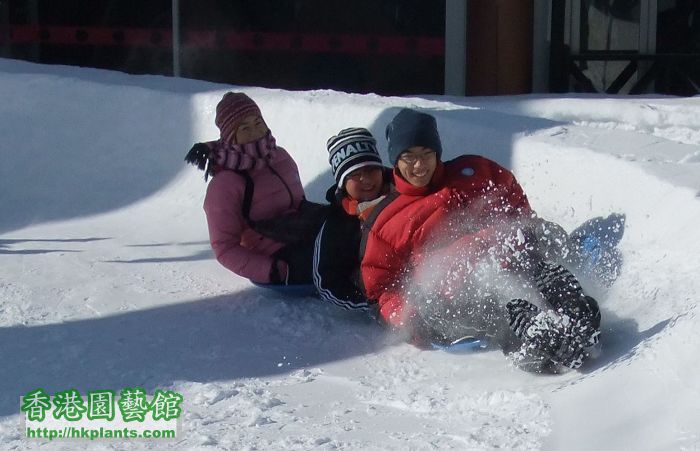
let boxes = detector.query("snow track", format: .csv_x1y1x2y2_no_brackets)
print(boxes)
1,58,699,450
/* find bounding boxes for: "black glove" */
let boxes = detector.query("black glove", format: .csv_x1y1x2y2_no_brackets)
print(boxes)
252,200,329,244
268,258,287,285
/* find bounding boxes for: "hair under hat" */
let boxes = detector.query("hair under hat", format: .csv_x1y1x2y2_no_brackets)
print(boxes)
327,128,383,188
215,92,263,144
385,108,443,165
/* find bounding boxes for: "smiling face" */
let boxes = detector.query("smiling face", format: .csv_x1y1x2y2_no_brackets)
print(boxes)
234,114,269,144
344,166,384,201
396,146,437,187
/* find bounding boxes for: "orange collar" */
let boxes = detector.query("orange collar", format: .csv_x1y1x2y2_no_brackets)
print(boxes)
341,185,391,221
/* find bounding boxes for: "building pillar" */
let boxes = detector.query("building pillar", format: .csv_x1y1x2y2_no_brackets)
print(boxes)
467,0,534,95
445,0,468,96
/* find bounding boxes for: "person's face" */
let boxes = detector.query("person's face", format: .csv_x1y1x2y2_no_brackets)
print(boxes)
396,146,437,187
344,166,384,202
235,114,269,144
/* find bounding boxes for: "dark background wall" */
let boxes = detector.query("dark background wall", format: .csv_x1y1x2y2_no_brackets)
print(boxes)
1,0,446,96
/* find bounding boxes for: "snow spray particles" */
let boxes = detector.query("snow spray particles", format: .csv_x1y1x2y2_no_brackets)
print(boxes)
399,208,547,345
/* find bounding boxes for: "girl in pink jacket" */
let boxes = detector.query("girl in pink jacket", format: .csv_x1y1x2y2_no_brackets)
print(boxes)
186,92,310,284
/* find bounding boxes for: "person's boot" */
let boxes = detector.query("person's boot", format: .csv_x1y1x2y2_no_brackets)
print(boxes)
506,296,600,371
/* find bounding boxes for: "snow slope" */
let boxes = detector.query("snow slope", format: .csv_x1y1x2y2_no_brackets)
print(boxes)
1,58,699,450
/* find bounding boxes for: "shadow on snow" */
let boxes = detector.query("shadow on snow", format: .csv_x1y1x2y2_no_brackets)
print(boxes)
0,290,386,418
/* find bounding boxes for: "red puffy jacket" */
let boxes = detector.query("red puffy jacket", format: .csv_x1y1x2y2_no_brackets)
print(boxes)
360,155,533,327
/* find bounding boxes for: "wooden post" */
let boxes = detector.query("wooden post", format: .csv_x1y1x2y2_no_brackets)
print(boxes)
467,0,534,95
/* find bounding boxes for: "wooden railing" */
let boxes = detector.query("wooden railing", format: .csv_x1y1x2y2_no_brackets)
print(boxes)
567,51,700,95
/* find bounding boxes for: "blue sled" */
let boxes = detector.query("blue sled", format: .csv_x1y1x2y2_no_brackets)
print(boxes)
430,336,490,353
252,282,318,297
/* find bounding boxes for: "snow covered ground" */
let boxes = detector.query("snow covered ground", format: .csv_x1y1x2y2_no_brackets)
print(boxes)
1,57,699,450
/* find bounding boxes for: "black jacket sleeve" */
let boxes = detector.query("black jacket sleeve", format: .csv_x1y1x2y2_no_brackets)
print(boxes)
312,207,376,311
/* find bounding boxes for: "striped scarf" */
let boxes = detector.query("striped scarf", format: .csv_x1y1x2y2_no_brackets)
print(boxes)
212,131,278,172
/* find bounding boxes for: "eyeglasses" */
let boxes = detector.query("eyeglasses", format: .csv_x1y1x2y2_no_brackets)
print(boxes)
398,151,436,165
346,166,382,181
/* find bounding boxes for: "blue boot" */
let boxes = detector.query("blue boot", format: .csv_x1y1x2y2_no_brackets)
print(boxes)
569,213,626,287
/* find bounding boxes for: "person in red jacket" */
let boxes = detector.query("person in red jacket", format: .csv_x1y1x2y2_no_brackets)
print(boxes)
185,92,313,285
360,108,601,372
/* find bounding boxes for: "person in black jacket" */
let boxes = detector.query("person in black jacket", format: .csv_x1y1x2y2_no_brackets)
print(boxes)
313,128,393,312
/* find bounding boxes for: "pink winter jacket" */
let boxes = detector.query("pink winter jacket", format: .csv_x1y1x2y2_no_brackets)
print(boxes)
203,147,304,283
